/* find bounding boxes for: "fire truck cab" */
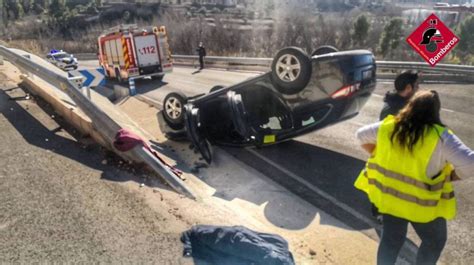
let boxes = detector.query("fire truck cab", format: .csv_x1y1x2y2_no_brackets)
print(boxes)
98,24,173,83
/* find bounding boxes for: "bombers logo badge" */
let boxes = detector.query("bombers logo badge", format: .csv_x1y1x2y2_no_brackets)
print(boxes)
406,13,459,67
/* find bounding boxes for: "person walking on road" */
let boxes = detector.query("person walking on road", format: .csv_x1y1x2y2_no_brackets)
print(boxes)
380,71,419,120
196,42,206,70
354,90,474,265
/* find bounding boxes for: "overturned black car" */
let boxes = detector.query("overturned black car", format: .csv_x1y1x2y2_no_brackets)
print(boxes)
159,46,377,163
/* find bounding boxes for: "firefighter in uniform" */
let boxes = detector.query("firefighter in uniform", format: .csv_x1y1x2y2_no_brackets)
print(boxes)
196,42,206,69
355,90,474,265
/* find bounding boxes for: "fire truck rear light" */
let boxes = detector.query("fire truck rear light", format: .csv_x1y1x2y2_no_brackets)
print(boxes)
331,83,360,99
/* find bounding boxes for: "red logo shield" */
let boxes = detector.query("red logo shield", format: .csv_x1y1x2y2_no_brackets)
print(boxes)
406,13,459,67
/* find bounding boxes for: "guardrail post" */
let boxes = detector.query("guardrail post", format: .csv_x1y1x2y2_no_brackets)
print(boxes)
129,78,136,96
80,86,92,100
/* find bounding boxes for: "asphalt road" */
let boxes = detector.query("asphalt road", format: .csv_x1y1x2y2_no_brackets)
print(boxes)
0,72,189,263
114,65,474,264
78,59,474,263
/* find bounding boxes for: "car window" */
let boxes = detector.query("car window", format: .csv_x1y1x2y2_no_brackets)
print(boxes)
312,60,344,94
54,53,69,59
240,86,291,132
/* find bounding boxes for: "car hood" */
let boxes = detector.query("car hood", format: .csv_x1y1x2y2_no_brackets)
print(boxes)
61,57,74,63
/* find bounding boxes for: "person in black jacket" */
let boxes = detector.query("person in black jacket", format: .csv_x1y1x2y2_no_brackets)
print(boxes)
196,42,206,69
379,71,419,121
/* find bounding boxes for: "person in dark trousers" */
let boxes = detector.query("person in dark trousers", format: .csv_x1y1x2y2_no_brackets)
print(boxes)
355,90,474,265
196,42,206,69
379,71,419,120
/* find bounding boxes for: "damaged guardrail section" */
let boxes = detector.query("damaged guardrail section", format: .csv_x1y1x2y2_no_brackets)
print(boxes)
0,45,196,199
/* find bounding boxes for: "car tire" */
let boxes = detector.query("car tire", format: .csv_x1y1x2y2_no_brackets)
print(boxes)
152,75,164,82
271,47,312,95
311,45,339,57
163,92,188,130
209,85,224,93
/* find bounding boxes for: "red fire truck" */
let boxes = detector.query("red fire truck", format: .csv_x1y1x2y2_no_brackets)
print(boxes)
98,24,173,83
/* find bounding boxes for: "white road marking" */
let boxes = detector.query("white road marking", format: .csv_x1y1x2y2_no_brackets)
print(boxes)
245,147,423,257
442,108,455,113
246,147,379,228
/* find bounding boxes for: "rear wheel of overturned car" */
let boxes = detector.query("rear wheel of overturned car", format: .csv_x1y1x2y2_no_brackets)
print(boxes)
271,47,312,95
311,45,339,57
163,92,188,130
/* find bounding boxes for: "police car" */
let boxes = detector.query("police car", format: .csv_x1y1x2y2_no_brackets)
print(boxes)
46,49,78,71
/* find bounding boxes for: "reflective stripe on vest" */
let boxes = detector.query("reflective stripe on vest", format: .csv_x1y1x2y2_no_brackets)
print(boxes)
354,115,456,223
363,171,455,207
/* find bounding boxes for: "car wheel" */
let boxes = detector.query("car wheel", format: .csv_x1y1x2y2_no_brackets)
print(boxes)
152,75,164,82
209,85,224,93
311,45,339,57
163,92,188,130
271,47,312,95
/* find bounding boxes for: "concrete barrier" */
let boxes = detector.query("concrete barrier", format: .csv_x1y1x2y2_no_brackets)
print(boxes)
21,75,109,148
1,45,197,199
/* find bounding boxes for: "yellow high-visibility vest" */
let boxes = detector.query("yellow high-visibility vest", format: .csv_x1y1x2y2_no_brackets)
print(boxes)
354,115,456,223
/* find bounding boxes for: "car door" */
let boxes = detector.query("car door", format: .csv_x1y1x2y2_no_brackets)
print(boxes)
227,91,250,139
184,104,212,163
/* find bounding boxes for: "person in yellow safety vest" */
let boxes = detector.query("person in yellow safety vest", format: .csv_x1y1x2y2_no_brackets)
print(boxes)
354,90,474,265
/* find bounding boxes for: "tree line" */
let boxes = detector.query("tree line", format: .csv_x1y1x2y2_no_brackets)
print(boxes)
2,1,474,64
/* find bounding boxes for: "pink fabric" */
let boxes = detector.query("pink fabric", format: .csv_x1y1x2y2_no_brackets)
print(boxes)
114,129,182,177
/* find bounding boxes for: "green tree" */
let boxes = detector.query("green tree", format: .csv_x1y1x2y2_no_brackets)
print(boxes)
457,15,474,63
5,0,24,19
1,0,5,26
32,0,47,14
21,0,32,14
48,0,67,20
378,17,403,58
352,14,370,47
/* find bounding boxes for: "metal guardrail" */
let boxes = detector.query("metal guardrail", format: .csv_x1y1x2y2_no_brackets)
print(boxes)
75,53,474,83
177,55,474,83
0,45,196,199
75,53,99,60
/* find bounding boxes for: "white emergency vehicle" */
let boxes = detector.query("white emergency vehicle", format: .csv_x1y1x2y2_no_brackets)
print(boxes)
46,49,78,71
